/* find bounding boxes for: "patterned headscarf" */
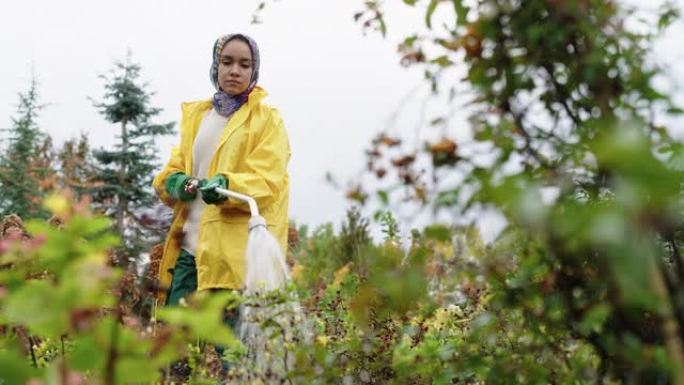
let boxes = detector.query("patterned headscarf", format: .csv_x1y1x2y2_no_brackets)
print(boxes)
210,33,260,117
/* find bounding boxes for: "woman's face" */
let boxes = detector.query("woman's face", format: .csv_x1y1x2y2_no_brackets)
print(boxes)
217,38,253,95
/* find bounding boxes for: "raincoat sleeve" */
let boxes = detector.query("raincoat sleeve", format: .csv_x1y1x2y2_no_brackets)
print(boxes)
152,106,192,206
219,109,290,212
153,145,187,206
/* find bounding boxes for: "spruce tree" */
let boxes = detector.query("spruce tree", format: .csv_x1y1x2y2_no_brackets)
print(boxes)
92,53,174,265
0,77,50,219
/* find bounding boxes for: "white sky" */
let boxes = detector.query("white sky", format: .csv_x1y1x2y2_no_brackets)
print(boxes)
1,0,682,241
0,0,427,232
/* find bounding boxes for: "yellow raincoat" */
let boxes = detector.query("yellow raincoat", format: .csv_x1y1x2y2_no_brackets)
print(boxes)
152,87,290,302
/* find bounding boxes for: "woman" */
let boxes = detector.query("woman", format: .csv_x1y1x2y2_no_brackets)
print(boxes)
153,33,290,309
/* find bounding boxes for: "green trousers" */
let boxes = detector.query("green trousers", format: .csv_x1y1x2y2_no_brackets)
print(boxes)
165,249,239,372
165,249,198,306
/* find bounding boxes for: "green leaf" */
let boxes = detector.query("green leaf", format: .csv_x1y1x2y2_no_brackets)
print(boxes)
377,190,389,205
658,6,679,31
69,334,106,372
378,17,387,37
116,357,161,384
435,189,460,208
425,0,439,28
5,280,69,337
579,303,611,335
451,0,468,25
402,35,419,48
0,350,37,384
424,224,451,242
159,291,240,347
431,55,453,67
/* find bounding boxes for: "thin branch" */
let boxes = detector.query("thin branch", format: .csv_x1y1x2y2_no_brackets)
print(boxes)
657,254,684,341
28,335,38,367
541,64,583,129
103,307,121,385
510,109,554,170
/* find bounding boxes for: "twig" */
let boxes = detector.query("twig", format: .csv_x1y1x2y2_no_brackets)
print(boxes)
510,109,554,170
541,64,583,129
103,308,121,385
27,335,38,367
650,257,684,385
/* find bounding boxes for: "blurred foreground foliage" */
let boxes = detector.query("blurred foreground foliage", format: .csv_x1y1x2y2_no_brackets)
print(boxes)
4,197,679,384
0,195,243,384
0,196,618,384
345,0,684,384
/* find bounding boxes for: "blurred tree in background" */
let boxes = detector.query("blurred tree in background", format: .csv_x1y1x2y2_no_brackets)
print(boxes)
91,53,175,267
0,78,107,221
0,77,51,219
58,133,97,201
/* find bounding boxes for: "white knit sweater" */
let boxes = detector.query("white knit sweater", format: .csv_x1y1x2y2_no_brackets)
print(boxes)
181,108,230,255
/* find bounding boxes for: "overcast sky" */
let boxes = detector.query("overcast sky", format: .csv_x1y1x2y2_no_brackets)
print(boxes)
1,0,682,241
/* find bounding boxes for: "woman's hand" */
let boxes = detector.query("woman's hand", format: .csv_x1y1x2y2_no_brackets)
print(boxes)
199,175,228,205
165,172,199,202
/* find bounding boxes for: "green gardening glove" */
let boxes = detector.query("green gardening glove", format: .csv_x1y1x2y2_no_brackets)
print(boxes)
165,172,199,201
199,174,228,205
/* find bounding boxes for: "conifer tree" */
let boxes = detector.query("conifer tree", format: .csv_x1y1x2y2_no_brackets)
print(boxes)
0,77,50,219
92,53,174,264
